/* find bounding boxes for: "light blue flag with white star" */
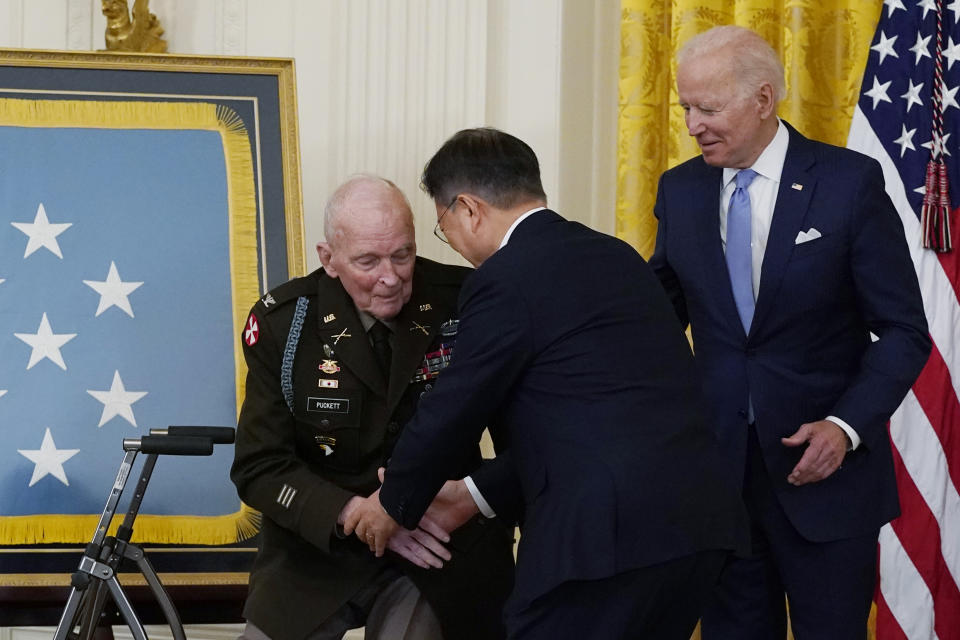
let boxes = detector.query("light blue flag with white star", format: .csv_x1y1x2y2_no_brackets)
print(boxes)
0,99,260,544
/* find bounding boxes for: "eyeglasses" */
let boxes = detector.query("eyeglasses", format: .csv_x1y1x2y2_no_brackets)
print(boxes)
433,196,458,245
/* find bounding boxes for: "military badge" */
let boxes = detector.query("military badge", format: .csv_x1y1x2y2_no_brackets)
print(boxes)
410,321,430,335
262,293,276,307
331,328,351,344
440,319,459,336
419,303,432,311
319,379,339,388
319,360,340,374
323,313,336,323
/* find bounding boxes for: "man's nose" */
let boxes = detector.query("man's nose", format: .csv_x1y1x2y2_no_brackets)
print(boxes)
685,110,704,136
378,263,400,287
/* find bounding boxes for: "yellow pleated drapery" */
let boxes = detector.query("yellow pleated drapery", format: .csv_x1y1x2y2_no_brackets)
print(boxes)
617,0,884,258
617,2,885,639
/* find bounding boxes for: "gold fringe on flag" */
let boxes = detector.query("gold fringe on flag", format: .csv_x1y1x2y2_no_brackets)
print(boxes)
0,97,262,545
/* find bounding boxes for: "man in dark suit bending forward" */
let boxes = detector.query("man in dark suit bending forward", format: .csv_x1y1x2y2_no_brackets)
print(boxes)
346,127,745,640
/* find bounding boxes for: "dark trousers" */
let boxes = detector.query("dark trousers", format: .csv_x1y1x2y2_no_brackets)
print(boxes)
505,549,726,640
701,426,878,640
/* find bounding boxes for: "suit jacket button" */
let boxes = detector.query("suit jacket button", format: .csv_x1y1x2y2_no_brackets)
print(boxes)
320,418,331,427
387,421,400,434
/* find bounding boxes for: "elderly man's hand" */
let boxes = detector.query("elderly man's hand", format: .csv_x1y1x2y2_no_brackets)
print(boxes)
339,487,452,567
387,519,452,569
343,490,401,557
782,419,849,485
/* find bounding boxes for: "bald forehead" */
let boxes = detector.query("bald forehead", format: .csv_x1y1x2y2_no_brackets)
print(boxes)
342,180,407,213
327,177,414,241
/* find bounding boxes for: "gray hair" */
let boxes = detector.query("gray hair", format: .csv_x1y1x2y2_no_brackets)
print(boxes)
678,25,786,103
323,173,414,242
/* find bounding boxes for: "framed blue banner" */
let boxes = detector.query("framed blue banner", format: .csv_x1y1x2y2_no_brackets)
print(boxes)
0,49,304,614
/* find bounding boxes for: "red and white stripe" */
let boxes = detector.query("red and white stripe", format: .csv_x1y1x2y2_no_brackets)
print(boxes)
849,101,960,639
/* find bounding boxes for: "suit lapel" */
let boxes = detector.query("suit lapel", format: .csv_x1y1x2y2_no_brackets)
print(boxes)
752,128,816,335
386,269,443,413
693,164,747,337
314,275,386,397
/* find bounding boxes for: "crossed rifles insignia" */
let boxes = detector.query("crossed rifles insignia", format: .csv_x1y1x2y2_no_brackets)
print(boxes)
410,321,430,335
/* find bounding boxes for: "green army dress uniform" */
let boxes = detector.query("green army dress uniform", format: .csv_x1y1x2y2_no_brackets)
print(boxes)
231,257,515,640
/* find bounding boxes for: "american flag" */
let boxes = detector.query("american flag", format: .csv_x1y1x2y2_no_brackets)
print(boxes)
846,1,960,637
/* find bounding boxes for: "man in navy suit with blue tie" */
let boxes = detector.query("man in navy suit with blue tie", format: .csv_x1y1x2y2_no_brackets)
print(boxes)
345,127,745,639
650,26,931,639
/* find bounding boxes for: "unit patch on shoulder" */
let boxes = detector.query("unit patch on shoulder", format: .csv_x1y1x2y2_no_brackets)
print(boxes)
244,313,260,346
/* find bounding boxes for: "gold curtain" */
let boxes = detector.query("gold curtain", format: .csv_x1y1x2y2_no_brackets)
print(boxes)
617,0,883,258
617,2,883,638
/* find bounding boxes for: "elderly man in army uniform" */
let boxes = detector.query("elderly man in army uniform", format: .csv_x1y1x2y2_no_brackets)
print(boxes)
231,175,514,640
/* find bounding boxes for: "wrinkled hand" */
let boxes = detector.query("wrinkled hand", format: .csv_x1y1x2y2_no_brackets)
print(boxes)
387,519,452,569
342,489,400,557
782,420,849,486
339,482,451,568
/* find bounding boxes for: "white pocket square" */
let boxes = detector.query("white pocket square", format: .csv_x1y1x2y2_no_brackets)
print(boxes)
794,228,822,245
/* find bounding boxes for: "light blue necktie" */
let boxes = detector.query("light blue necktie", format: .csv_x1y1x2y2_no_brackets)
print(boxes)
726,169,758,333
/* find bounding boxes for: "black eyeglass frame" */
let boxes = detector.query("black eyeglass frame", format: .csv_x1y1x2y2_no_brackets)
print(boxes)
433,195,459,244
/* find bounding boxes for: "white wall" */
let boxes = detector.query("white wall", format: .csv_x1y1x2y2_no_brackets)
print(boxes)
0,0,618,271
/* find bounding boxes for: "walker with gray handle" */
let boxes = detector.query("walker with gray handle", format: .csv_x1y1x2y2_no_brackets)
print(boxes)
53,426,236,640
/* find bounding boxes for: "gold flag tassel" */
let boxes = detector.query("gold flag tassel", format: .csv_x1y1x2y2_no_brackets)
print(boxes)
921,0,953,253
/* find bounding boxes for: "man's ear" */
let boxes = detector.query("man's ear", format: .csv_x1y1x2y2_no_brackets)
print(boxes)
317,242,339,278
757,83,776,119
459,194,486,234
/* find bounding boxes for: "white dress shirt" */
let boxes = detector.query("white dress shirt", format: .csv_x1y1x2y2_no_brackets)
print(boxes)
720,120,860,450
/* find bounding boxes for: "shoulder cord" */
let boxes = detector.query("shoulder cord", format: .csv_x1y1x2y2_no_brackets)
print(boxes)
281,296,309,413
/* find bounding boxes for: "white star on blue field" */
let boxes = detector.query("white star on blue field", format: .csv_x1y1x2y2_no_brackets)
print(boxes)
0,125,241,517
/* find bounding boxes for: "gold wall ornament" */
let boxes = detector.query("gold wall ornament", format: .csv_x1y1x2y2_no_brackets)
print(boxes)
102,0,168,53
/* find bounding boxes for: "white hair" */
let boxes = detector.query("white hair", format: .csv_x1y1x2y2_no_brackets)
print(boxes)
678,25,786,103
323,173,414,243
